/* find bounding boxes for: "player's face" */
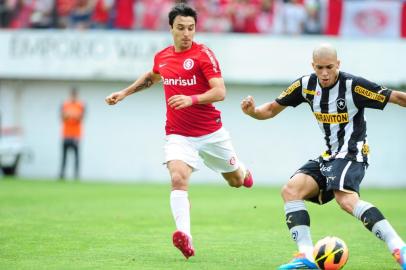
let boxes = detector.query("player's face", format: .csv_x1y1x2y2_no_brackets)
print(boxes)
312,55,340,88
171,15,195,52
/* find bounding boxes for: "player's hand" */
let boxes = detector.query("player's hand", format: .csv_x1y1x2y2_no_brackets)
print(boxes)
168,94,193,110
241,95,256,116
105,91,125,105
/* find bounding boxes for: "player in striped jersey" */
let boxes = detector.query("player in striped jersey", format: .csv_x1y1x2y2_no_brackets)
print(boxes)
241,43,406,269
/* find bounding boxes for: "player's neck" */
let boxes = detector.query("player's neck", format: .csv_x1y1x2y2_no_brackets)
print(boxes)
174,44,193,53
334,72,339,83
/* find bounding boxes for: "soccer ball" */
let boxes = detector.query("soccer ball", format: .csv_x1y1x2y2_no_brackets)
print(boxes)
313,236,349,270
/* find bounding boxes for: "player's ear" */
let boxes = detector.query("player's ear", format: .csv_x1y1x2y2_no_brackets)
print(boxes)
311,62,316,71
337,59,341,69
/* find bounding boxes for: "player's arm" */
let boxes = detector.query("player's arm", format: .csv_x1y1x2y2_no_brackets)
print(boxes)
388,90,406,107
167,77,225,110
61,105,66,120
105,71,161,105
241,96,286,120
199,77,226,103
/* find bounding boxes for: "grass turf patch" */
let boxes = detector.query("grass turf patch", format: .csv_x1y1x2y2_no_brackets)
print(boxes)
0,178,405,269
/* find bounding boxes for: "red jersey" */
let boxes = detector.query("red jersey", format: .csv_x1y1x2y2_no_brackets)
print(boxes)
153,42,223,137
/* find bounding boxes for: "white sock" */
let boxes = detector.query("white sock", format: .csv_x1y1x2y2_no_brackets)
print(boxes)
290,225,314,261
372,220,405,252
285,200,314,261
170,190,191,238
353,200,405,252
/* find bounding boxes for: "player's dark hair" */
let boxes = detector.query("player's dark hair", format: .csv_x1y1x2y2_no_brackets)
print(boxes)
168,3,197,27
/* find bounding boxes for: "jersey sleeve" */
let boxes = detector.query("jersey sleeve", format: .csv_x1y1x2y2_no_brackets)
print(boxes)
198,46,222,80
152,53,160,74
275,78,306,107
352,76,392,110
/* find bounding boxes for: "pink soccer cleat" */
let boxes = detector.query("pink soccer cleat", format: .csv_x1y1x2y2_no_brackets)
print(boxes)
243,169,254,188
172,230,195,259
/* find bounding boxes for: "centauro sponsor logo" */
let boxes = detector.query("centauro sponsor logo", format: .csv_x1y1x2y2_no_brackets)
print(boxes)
303,88,315,95
278,80,301,98
314,112,349,124
162,75,197,86
354,86,385,103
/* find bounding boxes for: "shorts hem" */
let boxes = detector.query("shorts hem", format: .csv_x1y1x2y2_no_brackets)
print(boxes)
164,158,199,171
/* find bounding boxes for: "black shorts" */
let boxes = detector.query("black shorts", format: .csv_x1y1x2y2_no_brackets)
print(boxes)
293,157,367,205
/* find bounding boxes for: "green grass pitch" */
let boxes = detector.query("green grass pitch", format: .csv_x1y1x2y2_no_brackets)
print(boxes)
0,179,405,270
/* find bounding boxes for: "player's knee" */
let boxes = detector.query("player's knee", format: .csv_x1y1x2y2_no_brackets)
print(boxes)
222,171,243,188
281,183,300,201
227,177,242,188
171,172,188,188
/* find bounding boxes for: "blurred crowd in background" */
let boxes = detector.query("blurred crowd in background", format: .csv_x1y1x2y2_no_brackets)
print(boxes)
0,0,327,35
1,0,405,35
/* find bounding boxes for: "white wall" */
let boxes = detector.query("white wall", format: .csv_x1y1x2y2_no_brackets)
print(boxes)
1,31,406,85
1,80,405,187
1,31,405,186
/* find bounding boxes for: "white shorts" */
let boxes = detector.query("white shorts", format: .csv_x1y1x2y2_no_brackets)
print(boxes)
164,127,240,173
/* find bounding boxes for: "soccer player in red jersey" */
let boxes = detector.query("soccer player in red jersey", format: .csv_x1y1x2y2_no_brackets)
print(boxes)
105,3,253,259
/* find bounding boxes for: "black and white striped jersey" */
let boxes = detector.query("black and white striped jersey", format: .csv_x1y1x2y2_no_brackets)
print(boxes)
275,71,392,163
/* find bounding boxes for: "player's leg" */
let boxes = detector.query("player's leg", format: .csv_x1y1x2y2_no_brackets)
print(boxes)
222,164,253,188
327,159,406,269
197,127,253,188
278,158,335,269
164,134,198,259
59,139,68,179
168,160,195,259
278,173,320,269
72,139,79,180
334,191,406,269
